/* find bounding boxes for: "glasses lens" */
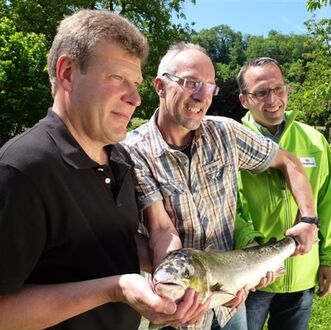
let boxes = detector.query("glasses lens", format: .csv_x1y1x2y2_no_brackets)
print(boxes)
199,83,219,96
252,85,288,100
164,73,219,96
274,85,287,96
184,79,202,92
255,90,269,99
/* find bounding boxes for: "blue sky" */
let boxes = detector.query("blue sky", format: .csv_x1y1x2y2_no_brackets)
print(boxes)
175,0,331,36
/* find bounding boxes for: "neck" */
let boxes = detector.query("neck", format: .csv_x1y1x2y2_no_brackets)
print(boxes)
52,106,109,165
156,109,194,149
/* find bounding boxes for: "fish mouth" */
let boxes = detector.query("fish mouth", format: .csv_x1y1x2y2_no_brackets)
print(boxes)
153,282,186,301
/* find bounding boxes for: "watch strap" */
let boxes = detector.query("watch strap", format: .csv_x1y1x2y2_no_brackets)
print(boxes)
300,216,320,228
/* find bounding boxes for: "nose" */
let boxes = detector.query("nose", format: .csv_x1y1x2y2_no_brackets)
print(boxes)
123,85,141,107
265,89,277,104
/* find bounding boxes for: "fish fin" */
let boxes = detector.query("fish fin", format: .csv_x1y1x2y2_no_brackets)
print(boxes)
209,291,237,308
274,265,286,277
210,282,222,292
210,283,236,297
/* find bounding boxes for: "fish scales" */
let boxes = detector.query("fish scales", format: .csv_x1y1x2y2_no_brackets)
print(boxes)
152,237,296,307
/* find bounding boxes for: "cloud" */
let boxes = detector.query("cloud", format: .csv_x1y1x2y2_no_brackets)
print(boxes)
280,16,306,33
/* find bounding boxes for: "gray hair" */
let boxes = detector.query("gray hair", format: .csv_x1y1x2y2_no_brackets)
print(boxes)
157,42,208,76
237,57,285,93
48,9,148,97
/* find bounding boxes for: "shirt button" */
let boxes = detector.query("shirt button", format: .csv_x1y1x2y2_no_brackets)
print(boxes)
105,178,111,184
97,167,104,172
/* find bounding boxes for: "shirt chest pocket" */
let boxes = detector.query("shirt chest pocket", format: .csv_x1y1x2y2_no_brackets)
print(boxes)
204,160,232,182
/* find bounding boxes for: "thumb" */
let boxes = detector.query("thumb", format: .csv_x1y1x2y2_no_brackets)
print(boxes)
285,227,296,237
151,295,177,315
163,300,177,314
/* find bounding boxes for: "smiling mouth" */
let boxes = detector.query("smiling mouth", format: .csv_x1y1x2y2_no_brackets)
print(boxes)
186,105,202,114
264,107,281,113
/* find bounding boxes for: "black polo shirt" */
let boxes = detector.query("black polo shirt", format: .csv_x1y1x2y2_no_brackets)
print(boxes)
0,109,141,329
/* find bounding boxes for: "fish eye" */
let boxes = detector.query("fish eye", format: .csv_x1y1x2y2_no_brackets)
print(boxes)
183,269,191,279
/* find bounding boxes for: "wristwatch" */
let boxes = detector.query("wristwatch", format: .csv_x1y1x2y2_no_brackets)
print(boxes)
300,216,320,228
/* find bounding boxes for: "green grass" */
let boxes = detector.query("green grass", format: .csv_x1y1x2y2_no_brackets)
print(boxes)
309,294,331,329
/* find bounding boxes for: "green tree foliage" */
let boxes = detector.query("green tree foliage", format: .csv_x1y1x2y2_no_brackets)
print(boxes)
245,31,317,72
190,25,245,65
0,16,51,145
307,0,331,11
288,17,331,141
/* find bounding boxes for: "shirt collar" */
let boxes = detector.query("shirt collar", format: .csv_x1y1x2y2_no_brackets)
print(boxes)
250,115,286,143
148,109,203,157
41,109,129,169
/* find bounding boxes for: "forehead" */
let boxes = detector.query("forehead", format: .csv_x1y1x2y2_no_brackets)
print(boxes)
172,50,215,79
244,63,284,87
91,41,143,82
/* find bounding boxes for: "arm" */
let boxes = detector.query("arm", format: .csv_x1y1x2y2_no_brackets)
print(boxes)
135,232,153,273
0,275,176,330
269,149,318,254
0,274,211,329
144,200,182,270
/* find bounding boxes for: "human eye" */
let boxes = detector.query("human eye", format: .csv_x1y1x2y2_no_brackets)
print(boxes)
184,78,200,90
273,86,286,95
108,74,124,84
254,89,269,98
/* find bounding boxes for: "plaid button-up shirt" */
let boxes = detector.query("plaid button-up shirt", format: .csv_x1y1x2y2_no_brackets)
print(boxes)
124,111,278,329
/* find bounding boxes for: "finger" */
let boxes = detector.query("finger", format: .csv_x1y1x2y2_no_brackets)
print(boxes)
224,289,245,308
256,277,267,288
170,288,196,322
183,291,211,324
151,296,177,315
180,291,201,322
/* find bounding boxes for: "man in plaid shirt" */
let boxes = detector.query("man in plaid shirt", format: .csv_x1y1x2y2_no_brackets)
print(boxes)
124,43,318,330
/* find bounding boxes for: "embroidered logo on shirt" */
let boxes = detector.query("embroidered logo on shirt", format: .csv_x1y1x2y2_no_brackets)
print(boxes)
300,157,316,168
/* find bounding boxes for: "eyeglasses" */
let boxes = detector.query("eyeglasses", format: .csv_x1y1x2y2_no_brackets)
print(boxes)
244,85,290,101
162,73,220,96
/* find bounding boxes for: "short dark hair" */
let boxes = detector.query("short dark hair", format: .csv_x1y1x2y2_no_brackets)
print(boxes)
237,57,285,92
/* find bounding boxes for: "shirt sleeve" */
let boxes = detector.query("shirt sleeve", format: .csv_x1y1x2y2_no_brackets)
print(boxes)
233,121,279,173
125,146,163,211
0,164,47,294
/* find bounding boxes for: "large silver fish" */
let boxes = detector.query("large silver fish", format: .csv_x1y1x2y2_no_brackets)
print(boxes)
153,237,296,307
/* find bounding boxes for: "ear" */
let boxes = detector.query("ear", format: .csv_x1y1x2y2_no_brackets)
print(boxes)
239,93,249,109
154,77,166,98
56,55,75,92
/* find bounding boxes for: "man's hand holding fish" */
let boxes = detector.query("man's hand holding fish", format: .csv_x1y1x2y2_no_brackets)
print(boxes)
117,274,210,328
285,220,319,255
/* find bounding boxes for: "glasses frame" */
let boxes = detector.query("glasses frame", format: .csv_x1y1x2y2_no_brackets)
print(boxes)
162,73,220,96
244,85,291,101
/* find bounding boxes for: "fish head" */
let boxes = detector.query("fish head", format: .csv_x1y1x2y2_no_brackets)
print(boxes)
152,248,207,302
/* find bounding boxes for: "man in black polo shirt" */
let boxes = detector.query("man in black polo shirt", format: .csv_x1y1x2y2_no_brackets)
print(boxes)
0,10,205,330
